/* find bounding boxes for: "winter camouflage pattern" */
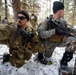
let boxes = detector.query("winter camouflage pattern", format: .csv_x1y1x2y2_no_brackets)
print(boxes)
0,23,41,67
37,17,76,57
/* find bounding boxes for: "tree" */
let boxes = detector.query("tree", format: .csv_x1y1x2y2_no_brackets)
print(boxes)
5,0,8,18
64,0,76,26
0,0,3,22
21,0,29,11
12,0,21,21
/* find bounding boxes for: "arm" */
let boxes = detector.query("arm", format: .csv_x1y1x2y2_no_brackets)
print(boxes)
0,24,10,45
37,21,55,39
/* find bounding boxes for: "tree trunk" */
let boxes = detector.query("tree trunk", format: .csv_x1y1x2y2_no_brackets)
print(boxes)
60,0,64,3
0,15,1,23
21,0,28,10
0,0,2,23
5,0,8,18
12,0,21,22
72,0,76,26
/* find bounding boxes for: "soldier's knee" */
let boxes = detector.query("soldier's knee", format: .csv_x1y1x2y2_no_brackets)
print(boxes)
2,52,10,64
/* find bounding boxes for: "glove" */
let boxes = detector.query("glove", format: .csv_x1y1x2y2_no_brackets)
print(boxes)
22,32,34,45
55,27,66,35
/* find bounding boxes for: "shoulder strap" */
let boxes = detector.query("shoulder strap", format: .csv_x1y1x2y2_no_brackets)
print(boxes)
46,17,57,30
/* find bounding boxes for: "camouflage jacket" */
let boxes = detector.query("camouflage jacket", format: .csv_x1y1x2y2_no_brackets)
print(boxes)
0,23,38,67
37,16,70,57
37,16,68,43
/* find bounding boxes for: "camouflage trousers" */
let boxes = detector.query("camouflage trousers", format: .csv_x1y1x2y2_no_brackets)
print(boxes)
9,49,32,68
44,36,76,58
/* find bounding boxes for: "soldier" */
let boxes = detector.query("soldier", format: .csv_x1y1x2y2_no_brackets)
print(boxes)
0,10,38,68
30,14,38,30
37,1,76,65
2,17,8,24
60,38,76,66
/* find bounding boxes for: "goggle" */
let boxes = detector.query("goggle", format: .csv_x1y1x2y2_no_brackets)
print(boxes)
17,16,26,20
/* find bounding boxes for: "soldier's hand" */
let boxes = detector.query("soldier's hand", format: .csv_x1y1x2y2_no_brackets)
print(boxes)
55,27,66,35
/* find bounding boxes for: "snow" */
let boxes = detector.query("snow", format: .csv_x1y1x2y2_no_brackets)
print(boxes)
0,44,76,75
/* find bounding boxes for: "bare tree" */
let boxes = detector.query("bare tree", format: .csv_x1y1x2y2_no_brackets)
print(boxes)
12,0,21,21
5,0,8,18
60,0,64,3
0,0,2,22
72,0,76,26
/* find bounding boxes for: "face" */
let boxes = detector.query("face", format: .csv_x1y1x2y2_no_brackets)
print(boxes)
17,14,28,27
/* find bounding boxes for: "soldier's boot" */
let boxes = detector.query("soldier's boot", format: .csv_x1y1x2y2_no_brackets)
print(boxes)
2,52,10,64
37,53,52,65
60,51,73,66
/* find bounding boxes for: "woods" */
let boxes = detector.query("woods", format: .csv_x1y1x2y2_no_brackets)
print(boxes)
0,0,76,25
0,0,76,75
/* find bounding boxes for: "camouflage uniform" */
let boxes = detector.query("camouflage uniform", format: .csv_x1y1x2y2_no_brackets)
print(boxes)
37,16,76,58
30,14,38,30
0,23,39,67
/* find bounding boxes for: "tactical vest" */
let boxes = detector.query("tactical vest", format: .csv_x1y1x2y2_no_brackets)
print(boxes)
44,17,67,43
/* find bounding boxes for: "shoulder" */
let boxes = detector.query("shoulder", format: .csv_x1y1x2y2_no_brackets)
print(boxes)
0,24,10,31
26,22,35,32
37,18,50,31
0,22,17,33
8,22,17,28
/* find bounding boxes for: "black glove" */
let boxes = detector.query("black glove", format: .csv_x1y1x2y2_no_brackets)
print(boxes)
16,26,34,45
55,27,66,35
22,31,34,44
22,32,34,45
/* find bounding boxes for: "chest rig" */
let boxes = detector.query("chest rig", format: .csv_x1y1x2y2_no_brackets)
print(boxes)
46,17,67,43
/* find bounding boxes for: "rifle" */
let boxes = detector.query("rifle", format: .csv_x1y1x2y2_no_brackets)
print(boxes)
16,26,34,45
51,20,76,38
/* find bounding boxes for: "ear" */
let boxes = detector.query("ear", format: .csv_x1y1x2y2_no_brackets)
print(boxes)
26,20,29,23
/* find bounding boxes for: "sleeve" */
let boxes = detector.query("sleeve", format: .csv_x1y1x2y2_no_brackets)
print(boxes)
37,21,55,39
0,24,10,44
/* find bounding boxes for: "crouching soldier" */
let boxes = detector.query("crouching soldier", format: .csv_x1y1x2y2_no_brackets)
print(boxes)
37,1,76,65
61,39,76,66
37,1,68,65
0,10,38,68
60,38,76,75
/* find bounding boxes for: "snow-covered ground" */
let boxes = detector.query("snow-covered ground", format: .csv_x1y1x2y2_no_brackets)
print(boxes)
0,44,76,75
